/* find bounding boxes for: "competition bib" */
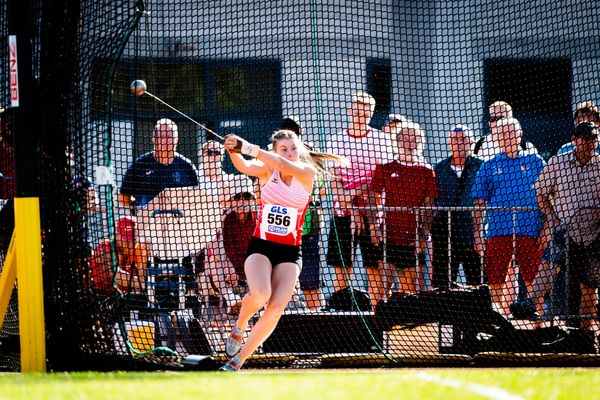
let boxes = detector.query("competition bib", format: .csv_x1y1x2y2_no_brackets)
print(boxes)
260,204,298,236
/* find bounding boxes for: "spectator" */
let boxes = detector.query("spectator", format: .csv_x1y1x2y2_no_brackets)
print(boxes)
382,113,409,135
89,215,149,294
474,101,538,162
279,116,325,310
382,113,410,158
197,139,254,256
222,191,257,288
65,148,103,253
199,189,257,319
66,149,99,215
431,125,483,289
197,140,255,314
556,101,600,155
118,118,199,209
372,121,437,295
524,101,600,319
219,130,346,371
475,102,540,307
472,118,546,317
326,91,392,302
197,140,255,207
535,122,600,346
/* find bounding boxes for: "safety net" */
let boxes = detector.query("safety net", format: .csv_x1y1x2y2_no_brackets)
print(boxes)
1,0,600,371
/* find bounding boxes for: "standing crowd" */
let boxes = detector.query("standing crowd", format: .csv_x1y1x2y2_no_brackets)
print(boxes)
2,91,599,369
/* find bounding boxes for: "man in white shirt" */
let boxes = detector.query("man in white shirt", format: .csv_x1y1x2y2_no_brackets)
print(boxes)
326,91,393,306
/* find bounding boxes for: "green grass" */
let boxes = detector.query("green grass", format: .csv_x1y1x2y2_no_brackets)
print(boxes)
0,369,598,400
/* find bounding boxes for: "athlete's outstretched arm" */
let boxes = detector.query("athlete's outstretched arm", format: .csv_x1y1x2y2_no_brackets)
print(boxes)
227,150,269,178
225,134,316,183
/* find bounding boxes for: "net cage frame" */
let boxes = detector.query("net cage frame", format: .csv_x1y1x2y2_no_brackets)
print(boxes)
0,0,600,371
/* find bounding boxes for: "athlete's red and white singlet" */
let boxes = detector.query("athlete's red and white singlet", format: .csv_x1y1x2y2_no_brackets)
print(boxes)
253,170,310,246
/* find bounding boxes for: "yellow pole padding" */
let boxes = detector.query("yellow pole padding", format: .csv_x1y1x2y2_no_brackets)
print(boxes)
0,231,17,331
14,197,46,373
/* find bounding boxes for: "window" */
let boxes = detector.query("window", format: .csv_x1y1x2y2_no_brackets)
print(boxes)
90,59,279,116
215,63,280,113
485,58,570,115
367,58,392,128
484,58,572,157
134,63,205,115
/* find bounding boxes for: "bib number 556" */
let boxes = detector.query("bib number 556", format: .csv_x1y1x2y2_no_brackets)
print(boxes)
267,213,291,227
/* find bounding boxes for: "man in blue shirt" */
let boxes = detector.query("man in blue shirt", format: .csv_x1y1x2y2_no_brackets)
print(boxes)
432,125,483,289
472,117,545,317
119,118,199,209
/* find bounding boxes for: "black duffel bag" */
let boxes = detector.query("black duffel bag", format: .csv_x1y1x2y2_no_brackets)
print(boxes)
374,285,504,331
327,287,372,312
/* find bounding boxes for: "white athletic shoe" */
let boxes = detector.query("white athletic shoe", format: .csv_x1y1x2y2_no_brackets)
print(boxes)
225,327,243,357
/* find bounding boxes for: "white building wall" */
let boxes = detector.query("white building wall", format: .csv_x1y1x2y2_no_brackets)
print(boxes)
110,0,599,163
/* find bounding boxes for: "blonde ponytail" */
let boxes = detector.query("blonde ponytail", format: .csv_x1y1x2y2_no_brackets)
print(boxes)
271,129,348,176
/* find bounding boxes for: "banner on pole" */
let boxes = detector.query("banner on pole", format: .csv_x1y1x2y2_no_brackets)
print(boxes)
9,35,19,107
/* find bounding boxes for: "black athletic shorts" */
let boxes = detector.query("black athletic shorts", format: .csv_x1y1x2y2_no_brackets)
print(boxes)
246,237,302,270
386,242,424,270
569,238,600,289
326,215,382,269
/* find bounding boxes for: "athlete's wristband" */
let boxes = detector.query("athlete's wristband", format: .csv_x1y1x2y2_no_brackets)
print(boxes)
241,142,260,157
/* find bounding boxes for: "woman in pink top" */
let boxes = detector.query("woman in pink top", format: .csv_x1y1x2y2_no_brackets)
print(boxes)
219,129,346,371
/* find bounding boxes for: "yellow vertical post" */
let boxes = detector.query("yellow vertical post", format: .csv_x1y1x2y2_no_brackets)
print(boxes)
14,197,46,372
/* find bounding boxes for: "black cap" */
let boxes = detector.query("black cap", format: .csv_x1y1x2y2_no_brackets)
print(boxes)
279,116,302,136
572,121,599,138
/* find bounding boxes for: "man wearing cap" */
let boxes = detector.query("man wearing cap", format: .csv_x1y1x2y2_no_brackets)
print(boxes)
556,101,600,155
326,91,393,303
524,102,600,319
119,118,199,209
535,121,600,346
90,216,149,294
431,125,483,289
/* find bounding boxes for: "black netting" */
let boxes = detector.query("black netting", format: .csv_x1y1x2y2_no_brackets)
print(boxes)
1,0,600,371
0,0,18,373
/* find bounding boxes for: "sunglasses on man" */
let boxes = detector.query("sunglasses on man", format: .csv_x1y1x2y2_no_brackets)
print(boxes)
233,192,255,201
204,149,222,156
